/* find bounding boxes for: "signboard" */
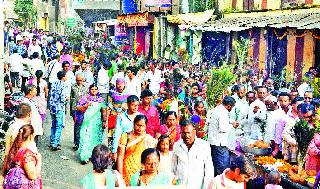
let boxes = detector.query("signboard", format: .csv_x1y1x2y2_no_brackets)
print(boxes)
117,12,151,27
144,0,171,7
115,23,127,37
66,18,76,27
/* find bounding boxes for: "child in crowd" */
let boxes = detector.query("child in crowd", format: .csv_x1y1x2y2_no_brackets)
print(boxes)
156,135,173,178
265,171,283,189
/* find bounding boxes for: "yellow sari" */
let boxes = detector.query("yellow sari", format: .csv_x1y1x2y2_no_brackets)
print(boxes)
119,133,157,186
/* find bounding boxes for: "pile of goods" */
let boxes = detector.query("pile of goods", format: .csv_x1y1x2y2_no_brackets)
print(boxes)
256,156,292,173
256,156,317,186
247,140,270,149
288,168,316,185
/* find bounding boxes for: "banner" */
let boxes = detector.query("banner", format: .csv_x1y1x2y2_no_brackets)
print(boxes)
144,0,171,7
117,12,151,27
115,23,127,37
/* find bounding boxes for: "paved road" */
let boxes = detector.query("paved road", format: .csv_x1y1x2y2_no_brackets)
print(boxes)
39,111,92,189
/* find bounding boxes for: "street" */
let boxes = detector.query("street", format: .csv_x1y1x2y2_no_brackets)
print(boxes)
39,111,91,189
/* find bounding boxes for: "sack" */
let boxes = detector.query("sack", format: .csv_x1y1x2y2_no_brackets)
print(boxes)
3,149,38,189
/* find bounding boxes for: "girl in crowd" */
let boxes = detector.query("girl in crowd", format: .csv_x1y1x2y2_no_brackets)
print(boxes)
2,124,42,188
117,115,157,185
130,148,172,186
32,70,48,123
76,84,107,164
157,111,180,151
81,144,125,189
156,135,174,178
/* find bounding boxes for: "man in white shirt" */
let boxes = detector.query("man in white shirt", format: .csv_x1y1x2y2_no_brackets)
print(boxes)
209,155,257,189
4,103,32,156
97,64,110,99
145,62,162,95
62,61,75,98
172,120,214,189
248,86,268,140
125,66,141,97
264,95,287,158
46,55,62,88
28,38,42,57
8,48,23,88
207,96,238,176
230,85,250,146
30,52,45,76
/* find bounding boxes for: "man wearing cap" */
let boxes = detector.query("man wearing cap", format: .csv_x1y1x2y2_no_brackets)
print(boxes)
28,37,42,57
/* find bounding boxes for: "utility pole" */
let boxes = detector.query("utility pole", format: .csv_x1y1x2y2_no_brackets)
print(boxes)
0,2,5,110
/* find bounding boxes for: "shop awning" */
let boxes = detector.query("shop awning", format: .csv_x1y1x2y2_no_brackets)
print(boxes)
167,10,215,25
190,8,320,32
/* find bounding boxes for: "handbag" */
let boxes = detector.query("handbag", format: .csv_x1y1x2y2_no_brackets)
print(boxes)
3,149,39,189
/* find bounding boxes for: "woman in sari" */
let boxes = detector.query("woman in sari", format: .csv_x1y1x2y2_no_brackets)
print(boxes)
2,124,42,189
130,148,172,186
76,84,107,164
157,111,180,151
117,115,157,185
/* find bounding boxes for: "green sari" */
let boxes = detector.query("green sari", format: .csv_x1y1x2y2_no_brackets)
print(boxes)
81,169,115,189
130,171,171,186
78,101,106,161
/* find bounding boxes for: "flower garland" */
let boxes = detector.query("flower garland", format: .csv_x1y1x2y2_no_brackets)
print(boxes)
274,29,320,40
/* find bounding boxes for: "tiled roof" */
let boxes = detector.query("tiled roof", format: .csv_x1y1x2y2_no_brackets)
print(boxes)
190,8,320,32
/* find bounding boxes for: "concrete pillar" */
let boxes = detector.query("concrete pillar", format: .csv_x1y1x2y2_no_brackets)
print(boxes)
0,3,5,110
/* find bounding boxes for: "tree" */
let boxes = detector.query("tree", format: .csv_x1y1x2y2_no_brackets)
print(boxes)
14,0,37,30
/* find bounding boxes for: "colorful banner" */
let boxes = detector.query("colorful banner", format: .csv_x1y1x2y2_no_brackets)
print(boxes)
117,13,151,27
115,23,127,37
144,0,171,7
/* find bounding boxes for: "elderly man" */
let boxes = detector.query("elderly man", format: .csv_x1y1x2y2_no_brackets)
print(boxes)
172,120,214,189
70,73,88,150
22,84,43,144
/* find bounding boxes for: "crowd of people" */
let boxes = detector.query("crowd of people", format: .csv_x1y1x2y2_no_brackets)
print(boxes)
1,27,320,189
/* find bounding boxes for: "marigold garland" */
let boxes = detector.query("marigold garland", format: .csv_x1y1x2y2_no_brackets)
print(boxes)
273,29,320,40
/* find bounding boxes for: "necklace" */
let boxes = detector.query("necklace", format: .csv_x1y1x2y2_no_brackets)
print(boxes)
141,171,157,185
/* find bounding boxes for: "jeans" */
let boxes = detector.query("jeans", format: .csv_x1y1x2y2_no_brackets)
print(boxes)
211,145,230,176
72,110,81,146
50,110,65,147
10,72,20,88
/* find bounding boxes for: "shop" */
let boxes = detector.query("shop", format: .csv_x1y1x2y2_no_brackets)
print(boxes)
117,12,154,56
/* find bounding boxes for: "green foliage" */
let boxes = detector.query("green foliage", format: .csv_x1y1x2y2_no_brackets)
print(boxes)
194,0,206,12
234,37,251,68
14,0,37,29
206,64,237,108
206,0,216,10
310,78,320,98
293,120,315,161
223,8,239,13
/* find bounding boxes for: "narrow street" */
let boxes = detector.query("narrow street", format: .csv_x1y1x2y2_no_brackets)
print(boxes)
39,111,91,189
